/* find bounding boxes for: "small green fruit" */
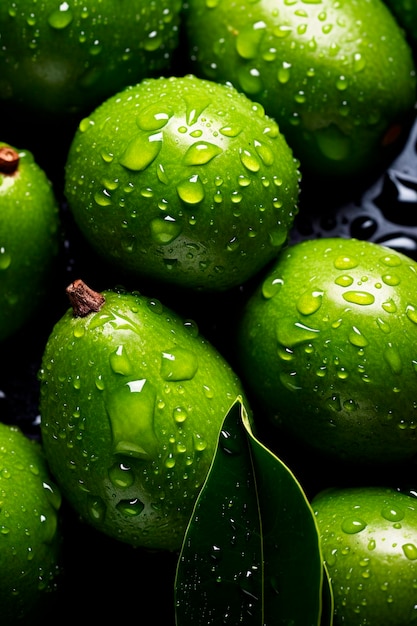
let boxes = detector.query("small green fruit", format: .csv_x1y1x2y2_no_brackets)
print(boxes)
64,74,300,292
236,237,417,465
312,486,417,625
39,280,247,551
0,143,60,342
0,422,62,625
0,0,182,119
184,0,417,179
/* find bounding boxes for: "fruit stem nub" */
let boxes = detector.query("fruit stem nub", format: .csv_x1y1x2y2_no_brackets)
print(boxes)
0,146,19,175
66,279,105,317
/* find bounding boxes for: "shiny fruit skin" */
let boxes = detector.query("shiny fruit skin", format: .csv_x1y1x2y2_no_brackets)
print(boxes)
64,74,300,292
39,285,247,551
0,0,182,119
312,486,417,625
0,423,62,624
236,237,417,465
184,0,417,180
0,143,60,342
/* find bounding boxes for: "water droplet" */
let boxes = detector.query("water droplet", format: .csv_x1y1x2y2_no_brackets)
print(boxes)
384,343,402,374
183,141,222,165
253,139,274,166
150,215,182,244
173,406,188,424
296,290,323,315
334,255,359,270
108,462,134,488
219,428,241,455
160,348,198,381
262,276,284,299
382,299,397,314
348,326,368,348
109,345,132,376
177,174,205,204
87,495,106,523
136,104,173,131
382,274,400,286
277,61,292,84
403,543,417,560
236,21,266,59
239,148,261,172
341,517,367,534
342,291,375,306
335,275,353,287
406,305,417,325
381,505,404,522
116,498,144,517
47,2,73,29
0,247,11,270
277,318,320,348
119,132,162,171
106,379,158,459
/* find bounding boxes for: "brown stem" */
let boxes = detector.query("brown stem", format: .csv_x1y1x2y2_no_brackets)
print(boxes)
66,279,105,317
0,146,19,175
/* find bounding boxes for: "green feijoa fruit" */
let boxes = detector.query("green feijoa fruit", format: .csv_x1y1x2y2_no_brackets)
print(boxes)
0,422,62,624
64,74,300,292
312,486,417,625
236,237,417,465
184,0,417,180
0,0,182,119
39,280,248,551
0,143,60,342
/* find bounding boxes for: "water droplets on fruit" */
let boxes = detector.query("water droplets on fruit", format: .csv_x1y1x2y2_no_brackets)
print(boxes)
236,21,266,60
183,141,223,166
47,2,73,29
384,343,402,375
341,517,367,534
136,104,173,132
177,174,205,204
109,345,132,376
87,495,106,523
106,378,158,459
119,132,163,171
277,317,320,348
343,290,375,306
296,289,323,315
160,347,198,381
150,215,182,245
108,461,134,489
116,498,144,517
0,247,11,270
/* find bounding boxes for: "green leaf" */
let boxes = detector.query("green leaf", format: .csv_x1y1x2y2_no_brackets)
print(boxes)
175,397,332,625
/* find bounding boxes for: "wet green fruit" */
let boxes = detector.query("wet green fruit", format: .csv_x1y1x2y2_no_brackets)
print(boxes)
184,0,417,179
39,280,247,551
236,237,417,465
64,74,300,292
312,486,417,625
383,0,417,50
0,0,182,119
0,143,60,342
0,422,62,625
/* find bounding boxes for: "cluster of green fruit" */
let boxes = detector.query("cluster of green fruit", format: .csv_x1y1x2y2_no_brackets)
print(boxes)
1,1,417,624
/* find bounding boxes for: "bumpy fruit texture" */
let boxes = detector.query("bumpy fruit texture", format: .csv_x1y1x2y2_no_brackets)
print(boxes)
0,143,60,342
0,0,182,118
64,74,300,292
39,283,247,551
0,423,62,625
237,237,417,465
313,487,417,625
184,0,417,179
